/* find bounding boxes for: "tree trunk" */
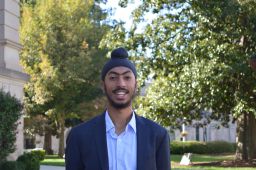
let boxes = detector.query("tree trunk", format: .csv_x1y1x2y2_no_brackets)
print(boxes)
58,118,65,158
236,118,242,160
43,128,52,154
242,112,248,160
236,112,256,160
236,112,248,160
248,112,256,160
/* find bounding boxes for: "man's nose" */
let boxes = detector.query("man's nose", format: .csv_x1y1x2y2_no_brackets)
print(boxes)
116,77,126,87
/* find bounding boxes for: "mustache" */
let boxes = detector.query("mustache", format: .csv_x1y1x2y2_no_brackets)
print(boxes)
112,88,129,93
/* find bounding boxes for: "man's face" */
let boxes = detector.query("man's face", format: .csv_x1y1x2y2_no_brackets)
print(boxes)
103,66,137,109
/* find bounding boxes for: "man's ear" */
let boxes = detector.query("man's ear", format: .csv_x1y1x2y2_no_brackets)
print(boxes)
101,80,105,94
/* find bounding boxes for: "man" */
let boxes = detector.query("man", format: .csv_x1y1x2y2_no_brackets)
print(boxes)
65,47,170,170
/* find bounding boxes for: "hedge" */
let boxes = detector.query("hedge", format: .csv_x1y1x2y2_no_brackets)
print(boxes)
0,150,44,170
0,161,25,170
0,90,22,163
30,149,46,161
17,152,40,170
170,140,236,154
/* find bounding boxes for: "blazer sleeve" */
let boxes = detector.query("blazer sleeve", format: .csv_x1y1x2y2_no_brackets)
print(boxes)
65,128,84,170
156,129,171,170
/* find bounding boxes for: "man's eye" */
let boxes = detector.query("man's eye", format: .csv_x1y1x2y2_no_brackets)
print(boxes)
125,76,131,80
110,76,116,80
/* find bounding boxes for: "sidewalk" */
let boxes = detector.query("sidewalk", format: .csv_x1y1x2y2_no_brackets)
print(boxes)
40,165,65,170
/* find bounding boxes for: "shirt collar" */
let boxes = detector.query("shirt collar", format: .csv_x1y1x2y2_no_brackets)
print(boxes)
128,111,136,133
105,110,137,133
105,110,115,132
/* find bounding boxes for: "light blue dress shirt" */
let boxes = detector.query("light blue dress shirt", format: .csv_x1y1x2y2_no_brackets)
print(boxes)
105,111,137,170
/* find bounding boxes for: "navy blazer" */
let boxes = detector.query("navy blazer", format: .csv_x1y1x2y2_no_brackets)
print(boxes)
65,112,171,170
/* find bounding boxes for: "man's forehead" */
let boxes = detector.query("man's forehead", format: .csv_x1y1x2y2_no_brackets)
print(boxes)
107,66,133,75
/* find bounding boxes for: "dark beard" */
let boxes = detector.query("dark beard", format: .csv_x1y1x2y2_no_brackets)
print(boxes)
104,85,136,109
107,95,132,109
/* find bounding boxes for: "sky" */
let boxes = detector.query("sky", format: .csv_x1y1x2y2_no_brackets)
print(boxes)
100,0,157,34
100,0,141,28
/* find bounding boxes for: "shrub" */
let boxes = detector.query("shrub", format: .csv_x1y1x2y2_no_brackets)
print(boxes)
206,141,236,154
170,140,235,154
17,152,40,170
31,149,46,161
0,90,22,163
0,161,25,170
171,141,207,154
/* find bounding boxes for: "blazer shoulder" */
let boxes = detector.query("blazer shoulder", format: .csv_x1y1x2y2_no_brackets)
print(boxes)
69,113,104,135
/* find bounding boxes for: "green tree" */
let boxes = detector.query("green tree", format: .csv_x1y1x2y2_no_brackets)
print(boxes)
20,0,109,156
102,0,256,160
20,0,38,6
0,90,22,163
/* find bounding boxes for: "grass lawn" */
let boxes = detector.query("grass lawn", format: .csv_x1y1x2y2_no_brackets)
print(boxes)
171,154,235,162
172,167,256,170
40,155,65,166
171,154,256,170
41,154,256,169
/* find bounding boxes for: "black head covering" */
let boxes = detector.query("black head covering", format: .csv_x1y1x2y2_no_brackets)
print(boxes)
101,47,137,80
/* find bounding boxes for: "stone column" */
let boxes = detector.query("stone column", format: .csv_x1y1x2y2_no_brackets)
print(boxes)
0,0,22,71
0,0,29,160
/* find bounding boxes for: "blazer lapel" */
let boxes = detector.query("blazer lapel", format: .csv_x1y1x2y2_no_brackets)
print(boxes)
95,112,109,170
136,115,146,170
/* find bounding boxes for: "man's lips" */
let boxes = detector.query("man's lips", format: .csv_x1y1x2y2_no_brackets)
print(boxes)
113,89,129,94
112,89,129,99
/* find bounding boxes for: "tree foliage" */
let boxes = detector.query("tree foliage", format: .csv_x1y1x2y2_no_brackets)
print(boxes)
20,0,38,6
103,0,256,126
20,0,109,156
0,90,22,163
102,0,256,160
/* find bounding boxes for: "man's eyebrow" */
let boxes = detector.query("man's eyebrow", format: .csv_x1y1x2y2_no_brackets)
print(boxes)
107,70,132,75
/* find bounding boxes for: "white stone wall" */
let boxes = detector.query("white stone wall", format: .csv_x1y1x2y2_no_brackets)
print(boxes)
0,0,28,160
170,120,237,143
0,0,22,72
4,45,23,72
0,0,20,43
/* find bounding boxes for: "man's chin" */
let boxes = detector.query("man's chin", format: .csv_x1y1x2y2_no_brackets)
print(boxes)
110,101,131,109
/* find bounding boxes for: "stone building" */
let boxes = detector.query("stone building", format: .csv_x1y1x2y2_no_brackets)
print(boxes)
169,120,236,143
0,0,28,160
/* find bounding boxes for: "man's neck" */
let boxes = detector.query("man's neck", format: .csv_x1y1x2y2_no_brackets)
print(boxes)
107,105,133,135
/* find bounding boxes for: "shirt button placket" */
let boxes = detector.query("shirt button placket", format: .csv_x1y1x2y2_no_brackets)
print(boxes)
117,137,122,170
